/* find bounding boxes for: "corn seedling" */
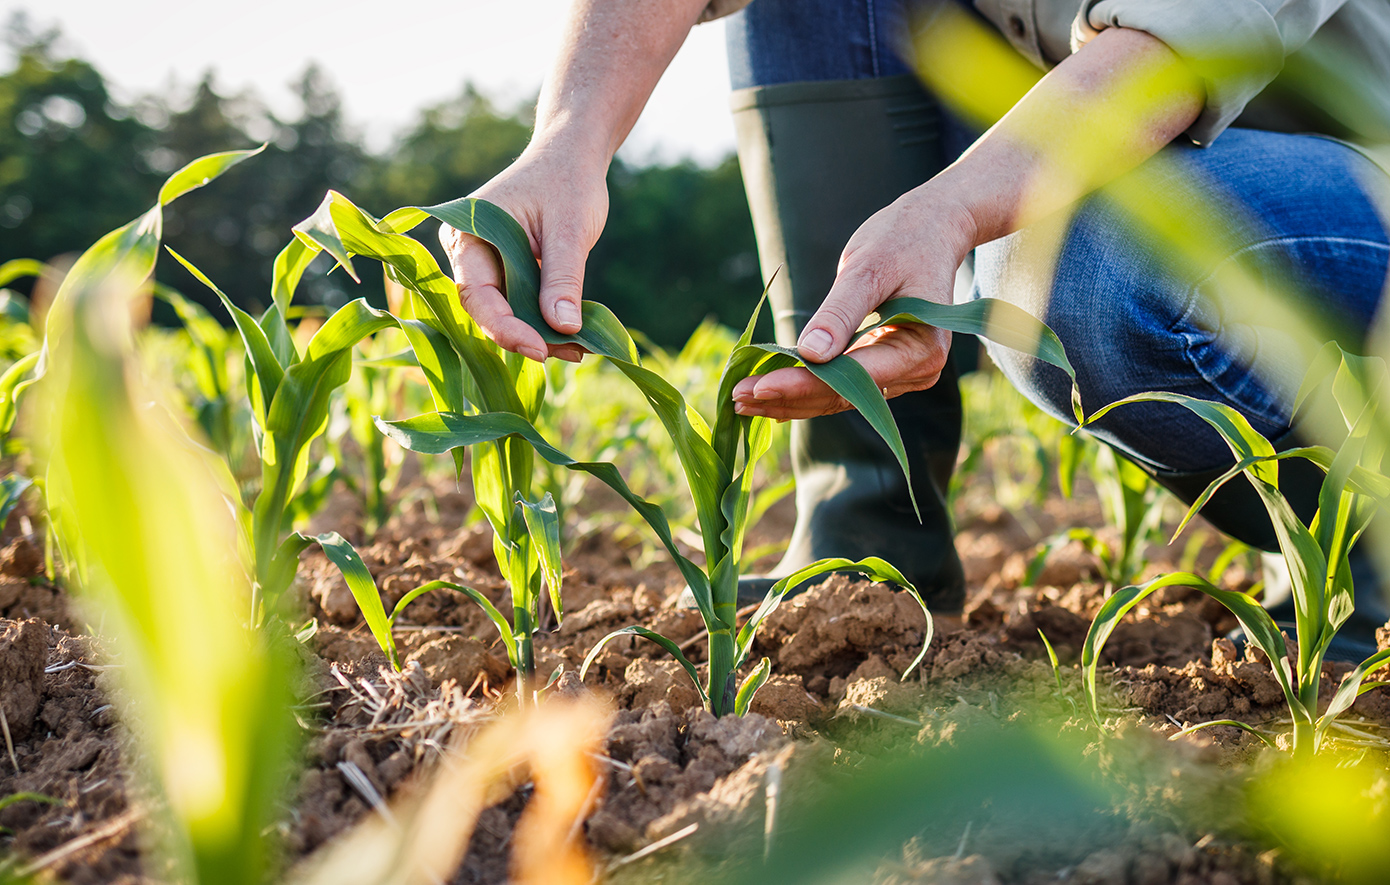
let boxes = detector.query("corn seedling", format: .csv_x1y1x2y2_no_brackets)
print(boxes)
254,191,569,700
1079,345,1390,756
1025,445,1167,591
379,202,1081,716
150,284,242,461
32,148,299,885
0,260,44,455
341,330,412,532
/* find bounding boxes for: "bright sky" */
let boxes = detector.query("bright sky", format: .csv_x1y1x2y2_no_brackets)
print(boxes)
1,0,737,165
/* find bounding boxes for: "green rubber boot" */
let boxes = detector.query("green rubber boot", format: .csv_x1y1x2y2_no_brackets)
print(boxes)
730,74,966,612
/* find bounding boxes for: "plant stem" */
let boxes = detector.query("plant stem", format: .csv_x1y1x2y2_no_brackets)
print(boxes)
708,629,737,717
1294,673,1319,757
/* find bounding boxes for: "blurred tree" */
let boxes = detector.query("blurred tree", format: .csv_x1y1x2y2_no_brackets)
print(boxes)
363,84,533,213
592,156,763,346
0,16,160,283
370,87,762,346
1,20,762,345
155,65,372,316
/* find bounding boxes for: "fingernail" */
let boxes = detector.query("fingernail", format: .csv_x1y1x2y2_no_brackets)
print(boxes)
799,328,833,359
734,402,750,415
521,345,547,362
733,391,755,403
753,387,782,401
554,300,581,328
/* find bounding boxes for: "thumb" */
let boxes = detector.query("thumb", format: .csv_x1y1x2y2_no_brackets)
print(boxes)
538,235,588,335
797,263,891,363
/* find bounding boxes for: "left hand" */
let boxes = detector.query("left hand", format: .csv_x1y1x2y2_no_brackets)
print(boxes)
732,185,978,420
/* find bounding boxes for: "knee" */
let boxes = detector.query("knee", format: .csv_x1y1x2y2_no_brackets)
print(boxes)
972,196,1184,423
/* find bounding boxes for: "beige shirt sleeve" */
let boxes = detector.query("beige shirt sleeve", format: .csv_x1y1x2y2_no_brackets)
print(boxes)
1074,0,1350,144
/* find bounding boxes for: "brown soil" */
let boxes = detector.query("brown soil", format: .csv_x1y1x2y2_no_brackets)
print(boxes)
3,469,1388,885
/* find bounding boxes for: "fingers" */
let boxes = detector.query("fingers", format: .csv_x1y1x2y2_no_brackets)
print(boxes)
538,233,587,335
734,324,950,420
795,255,896,364
445,227,550,362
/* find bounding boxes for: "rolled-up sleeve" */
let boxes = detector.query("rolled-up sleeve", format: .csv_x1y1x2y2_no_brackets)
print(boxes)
1073,0,1348,144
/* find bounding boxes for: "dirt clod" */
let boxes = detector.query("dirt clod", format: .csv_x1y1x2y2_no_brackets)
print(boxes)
0,617,48,741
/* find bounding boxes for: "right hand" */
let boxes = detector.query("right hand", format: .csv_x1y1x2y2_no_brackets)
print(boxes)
439,148,609,363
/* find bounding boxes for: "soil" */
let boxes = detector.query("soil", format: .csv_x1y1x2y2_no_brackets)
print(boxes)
3,467,1389,885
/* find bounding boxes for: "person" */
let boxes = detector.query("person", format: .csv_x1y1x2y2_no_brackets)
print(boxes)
441,0,1390,653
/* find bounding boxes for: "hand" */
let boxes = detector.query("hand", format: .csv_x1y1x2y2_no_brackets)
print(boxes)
732,186,977,420
439,145,608,363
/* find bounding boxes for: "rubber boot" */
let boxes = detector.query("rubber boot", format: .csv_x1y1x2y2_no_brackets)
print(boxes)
730,75,967,612
1148,430,1389,661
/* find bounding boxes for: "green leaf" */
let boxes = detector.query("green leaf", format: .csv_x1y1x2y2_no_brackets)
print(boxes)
1081,572,1303,725
517,492,564,623
166,248,284,425
388,579,518,667
1057,432,1083,499
271,236,317,321
1317,649,1390,742
253,300,396,589
0,792,59,813
0,352,40,436
377,410,711,608
579,625,709,708
158,145,265,206
734,556,933,679
1169,719,1278,749
0,259,44,290
734,657,772,716
754,342,920,519
407,198,732,567
872,296,1074,378
311,532,398,668
0,472,32,534
1083,391,1328,680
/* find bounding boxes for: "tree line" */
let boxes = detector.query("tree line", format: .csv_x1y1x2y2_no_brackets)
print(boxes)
0,18,763,347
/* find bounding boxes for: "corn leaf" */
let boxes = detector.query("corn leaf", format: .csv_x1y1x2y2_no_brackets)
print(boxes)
1317,649,1390,743
579,626,709,709
157,145,264,206
167,249,284,425
271,236,317,322
1083,391,1328,676
517,492,564,623
0,352,40,436
310,532,398,668
376,410,711,605
404,198,732,565
0,472,32,532
734,657,772,716
253,300,396,579
1169,719,1278,749
735,556,933,679
1081,572,1304,725
0,258,44,289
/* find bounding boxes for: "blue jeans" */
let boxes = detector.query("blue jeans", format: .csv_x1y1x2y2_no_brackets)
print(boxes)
727,0,1390,478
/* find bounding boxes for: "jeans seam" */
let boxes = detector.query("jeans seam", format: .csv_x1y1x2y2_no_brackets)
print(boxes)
867,0,880,78
1176,234,1390,421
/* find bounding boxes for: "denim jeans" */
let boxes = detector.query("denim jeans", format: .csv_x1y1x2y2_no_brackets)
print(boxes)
727,0,1390,480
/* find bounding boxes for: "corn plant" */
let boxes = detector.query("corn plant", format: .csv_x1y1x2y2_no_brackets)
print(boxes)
378,202,1081,716
1078,345,1390,756
341,331,410,532
32,148,298,885
0,260,44,455
254,191,570,701
149,284,242,461
1025,445,1167,591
